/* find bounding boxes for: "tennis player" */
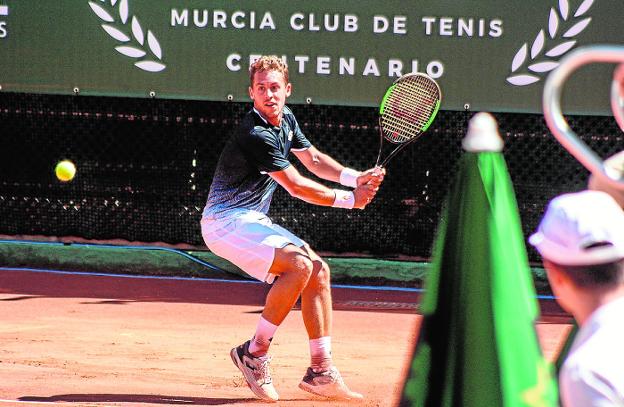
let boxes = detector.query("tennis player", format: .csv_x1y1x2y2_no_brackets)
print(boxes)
530,190,624,406
201,55,384,402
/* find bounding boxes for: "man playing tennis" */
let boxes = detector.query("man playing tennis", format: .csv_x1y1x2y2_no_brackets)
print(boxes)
201,55,385,402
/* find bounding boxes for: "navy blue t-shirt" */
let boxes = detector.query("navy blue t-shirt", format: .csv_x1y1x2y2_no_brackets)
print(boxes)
203,106,311,218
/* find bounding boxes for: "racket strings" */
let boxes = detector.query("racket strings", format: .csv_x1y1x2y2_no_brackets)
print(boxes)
383,90,437,139
381,77,440,143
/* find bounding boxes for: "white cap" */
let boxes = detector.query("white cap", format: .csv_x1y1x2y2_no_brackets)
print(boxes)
462,112,504,153
529,190,624,266
587,150,624,208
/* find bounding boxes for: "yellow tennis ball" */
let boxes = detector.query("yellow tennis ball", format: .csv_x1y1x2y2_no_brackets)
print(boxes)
55,160,76,182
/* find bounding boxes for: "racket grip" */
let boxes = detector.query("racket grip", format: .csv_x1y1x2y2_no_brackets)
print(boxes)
373,165,384,176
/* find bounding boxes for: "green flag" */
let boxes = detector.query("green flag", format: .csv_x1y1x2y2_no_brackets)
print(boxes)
401,113,558,406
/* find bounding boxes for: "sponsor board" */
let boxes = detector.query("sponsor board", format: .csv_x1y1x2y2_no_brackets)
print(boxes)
0,0,622,114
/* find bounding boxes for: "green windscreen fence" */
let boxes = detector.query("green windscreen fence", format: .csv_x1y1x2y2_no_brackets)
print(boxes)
0,92,622,262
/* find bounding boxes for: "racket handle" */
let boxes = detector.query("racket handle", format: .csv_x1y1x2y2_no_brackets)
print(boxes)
373,165,385,176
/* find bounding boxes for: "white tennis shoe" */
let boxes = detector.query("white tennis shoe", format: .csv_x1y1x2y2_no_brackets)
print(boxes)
298,366,364,400
230,340,279,402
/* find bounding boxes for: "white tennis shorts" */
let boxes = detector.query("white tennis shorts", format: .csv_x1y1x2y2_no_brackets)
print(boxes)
201,209,306,284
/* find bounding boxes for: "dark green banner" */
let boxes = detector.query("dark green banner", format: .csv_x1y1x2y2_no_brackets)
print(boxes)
1,1,622,114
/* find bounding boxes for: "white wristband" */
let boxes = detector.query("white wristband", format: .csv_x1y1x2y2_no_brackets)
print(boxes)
339,168,360,188
332,189,355,209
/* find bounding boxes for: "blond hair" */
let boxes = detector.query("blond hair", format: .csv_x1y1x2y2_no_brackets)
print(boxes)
249,56,289,86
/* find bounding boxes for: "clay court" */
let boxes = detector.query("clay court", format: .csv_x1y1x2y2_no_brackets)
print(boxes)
3,3,624,407
0,268,572,407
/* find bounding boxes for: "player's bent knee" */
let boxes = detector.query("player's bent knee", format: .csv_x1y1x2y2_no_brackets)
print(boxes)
272,249,315,282
309,260,331,290
291,254,314,278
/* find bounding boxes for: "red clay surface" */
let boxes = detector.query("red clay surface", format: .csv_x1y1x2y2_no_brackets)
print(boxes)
0,269,573,407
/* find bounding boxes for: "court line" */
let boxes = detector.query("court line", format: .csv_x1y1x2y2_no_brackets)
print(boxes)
0,266,425,293
0,239,556,299
0,266,557,300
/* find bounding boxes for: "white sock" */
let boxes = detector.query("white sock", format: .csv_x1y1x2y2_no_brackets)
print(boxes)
310,336,333,372
248,316,278,356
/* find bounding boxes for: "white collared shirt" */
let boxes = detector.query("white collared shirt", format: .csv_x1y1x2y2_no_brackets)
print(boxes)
560,297,624,406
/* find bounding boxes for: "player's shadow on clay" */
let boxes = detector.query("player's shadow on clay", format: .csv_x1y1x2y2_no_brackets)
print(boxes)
19,394,275,405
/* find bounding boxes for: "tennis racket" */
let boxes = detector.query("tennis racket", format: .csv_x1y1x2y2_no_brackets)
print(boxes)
375,73,441,170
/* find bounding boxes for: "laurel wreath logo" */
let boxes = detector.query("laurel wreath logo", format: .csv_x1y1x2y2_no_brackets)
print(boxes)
507,0,594,86
88,0,166,73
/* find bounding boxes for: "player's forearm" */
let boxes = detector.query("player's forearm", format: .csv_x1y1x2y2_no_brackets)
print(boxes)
300,150,345,182
284,177,338,206
270,165,361,208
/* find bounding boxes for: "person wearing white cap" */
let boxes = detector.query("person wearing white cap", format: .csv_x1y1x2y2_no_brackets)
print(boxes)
530,190,624,406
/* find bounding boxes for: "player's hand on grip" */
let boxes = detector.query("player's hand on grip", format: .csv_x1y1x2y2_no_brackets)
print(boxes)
357,167,386,188
353,182,379,209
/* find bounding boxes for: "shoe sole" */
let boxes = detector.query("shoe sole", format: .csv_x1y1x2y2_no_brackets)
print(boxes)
298,381,364,400
230,347,279,402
